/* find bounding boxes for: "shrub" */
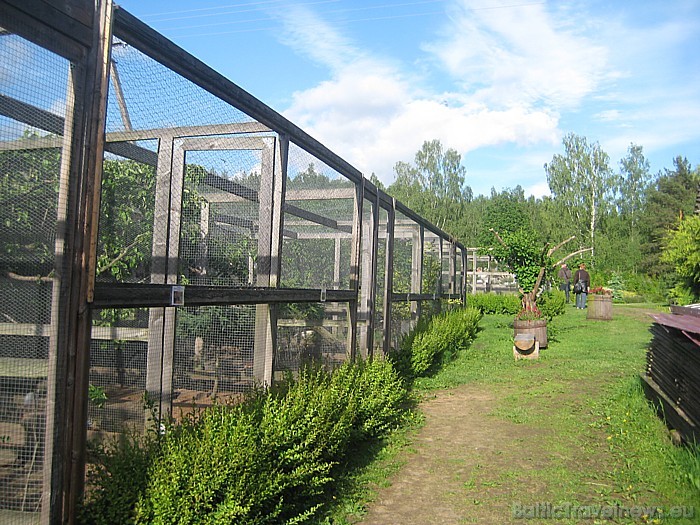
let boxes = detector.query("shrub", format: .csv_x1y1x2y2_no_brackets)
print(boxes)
466,293,521,315
82,358,410,525
395,307,482,379
80,430,159,525
537,289,567,320
354,358,409,439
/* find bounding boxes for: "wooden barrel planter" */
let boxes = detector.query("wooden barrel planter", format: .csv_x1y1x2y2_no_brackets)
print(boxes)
587,294,613,320
513,319,547,349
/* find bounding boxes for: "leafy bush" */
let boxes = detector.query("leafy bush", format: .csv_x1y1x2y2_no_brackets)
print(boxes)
466,293,521,315
392,308,482,379
81,358,410,525
80,431,159,525
537,289,567,320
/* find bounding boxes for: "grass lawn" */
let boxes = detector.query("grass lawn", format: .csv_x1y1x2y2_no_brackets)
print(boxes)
318,303,700,524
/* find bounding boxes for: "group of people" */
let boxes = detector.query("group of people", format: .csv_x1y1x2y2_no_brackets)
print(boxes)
557,262,590,309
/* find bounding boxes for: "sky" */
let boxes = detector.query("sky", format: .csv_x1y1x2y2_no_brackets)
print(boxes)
114,0,700,198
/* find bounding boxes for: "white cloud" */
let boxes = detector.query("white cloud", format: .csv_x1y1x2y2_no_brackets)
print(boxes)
525,180,551,199
275,0,698,196
279,1,567,186
274,4,360,71
423,0,610,110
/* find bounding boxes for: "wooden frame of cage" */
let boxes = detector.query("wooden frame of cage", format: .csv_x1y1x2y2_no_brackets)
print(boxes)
0,1,476,522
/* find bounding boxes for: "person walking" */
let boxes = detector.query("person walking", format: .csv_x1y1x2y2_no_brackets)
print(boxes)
573,263,590,309
557,263,572,303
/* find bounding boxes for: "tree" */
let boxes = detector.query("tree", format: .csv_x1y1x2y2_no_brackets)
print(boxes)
544,133,616,259
639,156,699,275
617,143,652,228
477,186,532,248
388,140,472,239
660,214,700,303
0,134,60,278
489,228,590,313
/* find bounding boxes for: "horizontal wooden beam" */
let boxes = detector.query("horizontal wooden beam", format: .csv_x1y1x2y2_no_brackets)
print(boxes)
390,293,462,302
286,187,355,201
92,283,356,308
106,121,270,142
0,322,148,341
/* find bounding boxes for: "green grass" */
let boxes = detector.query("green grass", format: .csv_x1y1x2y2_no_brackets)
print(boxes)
316,303,700,524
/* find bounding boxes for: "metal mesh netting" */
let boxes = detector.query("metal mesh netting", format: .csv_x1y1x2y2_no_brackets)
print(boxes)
282,143,354,289
2,6,472,522
97,148,157,283
88,308,149,438
275,302,348,378
390,213,420,347
0,27,73,520
180,147,265,287
173,305,255,410
106,40,253,133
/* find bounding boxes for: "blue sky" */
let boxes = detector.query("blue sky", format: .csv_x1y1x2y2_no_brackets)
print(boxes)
115,0,700,198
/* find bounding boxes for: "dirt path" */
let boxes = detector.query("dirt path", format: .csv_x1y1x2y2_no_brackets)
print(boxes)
358,383,605,525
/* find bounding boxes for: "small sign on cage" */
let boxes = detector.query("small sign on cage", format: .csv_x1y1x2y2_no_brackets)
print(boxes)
171,285,185,306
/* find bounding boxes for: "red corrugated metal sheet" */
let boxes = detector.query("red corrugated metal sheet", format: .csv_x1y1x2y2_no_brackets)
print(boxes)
649,313,700,336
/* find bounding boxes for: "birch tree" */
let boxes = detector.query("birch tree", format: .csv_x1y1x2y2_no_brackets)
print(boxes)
544,133,615,259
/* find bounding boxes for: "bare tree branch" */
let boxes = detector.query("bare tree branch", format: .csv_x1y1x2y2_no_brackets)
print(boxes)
553,247,593,267
7,272,53,282
547,235,576,256
489,228,507,248
97,232,149,276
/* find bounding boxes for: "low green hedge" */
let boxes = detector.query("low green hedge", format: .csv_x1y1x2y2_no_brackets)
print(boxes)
81,358,409,525
81,308,482,524
389,307,483,379
466,293,521,315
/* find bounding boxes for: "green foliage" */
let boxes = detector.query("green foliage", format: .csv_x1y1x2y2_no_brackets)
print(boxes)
661,214,700,302
537,289,566,320
466,293,521,315
390,308,482,379
0,140,60,274
639,156,699,275
81,358,410,525
387,140,472,240
544,133,616,254
477,187,532,247
80,431,160,525
97,159,155,281
88,384,108,409
489,229,552,294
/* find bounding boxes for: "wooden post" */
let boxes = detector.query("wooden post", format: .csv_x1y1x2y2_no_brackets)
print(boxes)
65,1,114,522
145,136,174,426
44,56,79,525
382,199,395,355
472,250,477,294
358,196,378,357
253,137,280,385
449,242,456,296
346,179,363,360
410,225,424,324
436,237,444,313
333,237,341,289
460,247,467,303
198,200,209,275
